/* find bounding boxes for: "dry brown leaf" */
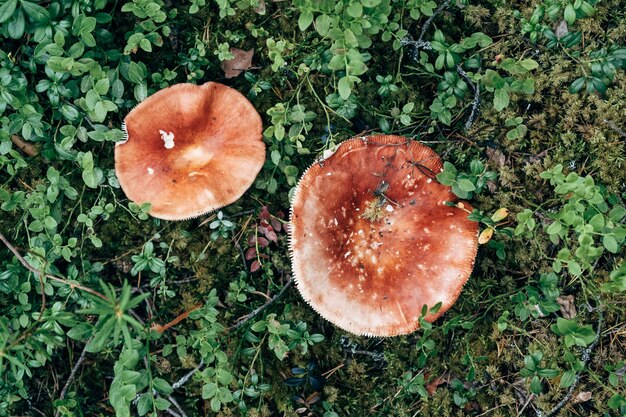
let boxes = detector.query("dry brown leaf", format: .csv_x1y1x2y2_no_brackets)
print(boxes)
572,391,592,404
11,135,39,157
425,371,452,395
221,48,254,79
253,0,266,14
485,147,506,167
557,295,577,319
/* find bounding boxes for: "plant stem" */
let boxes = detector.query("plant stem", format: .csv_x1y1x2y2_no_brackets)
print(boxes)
0,231,108,301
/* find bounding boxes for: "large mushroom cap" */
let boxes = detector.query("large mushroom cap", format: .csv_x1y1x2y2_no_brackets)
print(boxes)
289,135,478,337
115,82,264,220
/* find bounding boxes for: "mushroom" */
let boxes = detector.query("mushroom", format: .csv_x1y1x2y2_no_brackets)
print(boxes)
289,135,478,336
115,82,264,220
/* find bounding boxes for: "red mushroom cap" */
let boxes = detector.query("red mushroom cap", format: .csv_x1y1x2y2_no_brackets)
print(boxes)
289,135,478,336
115,82,264,220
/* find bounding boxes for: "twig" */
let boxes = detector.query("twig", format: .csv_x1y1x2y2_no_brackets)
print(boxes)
401,0,451,55
418,0,451,41
228,277,293,331
54,337,93,417
456,65,481,130
167,395,187,417
0,231,108,301
604,119,626,137
400,0,482,129
518,393,535,417
165,409,182,417
151,304,202,334
537,306,604,417
11,134,39,156
172,359,205,390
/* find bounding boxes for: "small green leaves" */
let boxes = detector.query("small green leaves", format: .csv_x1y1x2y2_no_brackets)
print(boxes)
436,160,496,199
551,318,596,348
298,9,313,31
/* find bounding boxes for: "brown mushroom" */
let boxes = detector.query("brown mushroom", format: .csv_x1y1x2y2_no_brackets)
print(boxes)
289,135,478,336
115,82,264,220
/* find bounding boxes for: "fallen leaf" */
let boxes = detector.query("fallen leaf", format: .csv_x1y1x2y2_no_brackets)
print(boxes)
485,147,506,167
557,295,577,319
253,0,266,15
478,227,494,244
221,48,254,79
555,20,569,39
11,135,39,157
572,391,592,404
425,372,451,395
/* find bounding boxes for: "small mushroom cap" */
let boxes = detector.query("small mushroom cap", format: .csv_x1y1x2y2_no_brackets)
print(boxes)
289,135,478,337
115,82,264,220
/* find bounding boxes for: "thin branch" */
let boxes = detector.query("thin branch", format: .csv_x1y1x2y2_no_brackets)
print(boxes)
172,359,205,390
228,277,293,331
537,306,604,417
11,134,39,156
167,395,188,417
603,119,626,137
401,0,451,54
151,305,202,334
419,0,451,41
165,409,182,417
400,0,482,130
54,337,93,417
456,65,481,129
0,231,108,301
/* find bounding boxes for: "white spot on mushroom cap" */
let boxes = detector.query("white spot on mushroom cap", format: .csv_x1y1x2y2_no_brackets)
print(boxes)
386,204,394,212
147,167,154,175
159,130,175,149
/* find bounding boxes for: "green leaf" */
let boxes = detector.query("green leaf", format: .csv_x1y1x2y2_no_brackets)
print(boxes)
568,260,582,276
21,1,49,23
608,205,626,222
338,76,352,100
564,4,576,24
569,77,586,93
153,378,173,395
603,235,618,253
128,62,144,84
530,375,542,394
560,370,577,388
137,393,152,416
457,179,476,192
94,78,110,95
7,9,25,38
0,0,17,24
315,14,331,36
436,171,455,186
346,2,362,18
154,397,170,411
493,88,509,111
298,10,313,31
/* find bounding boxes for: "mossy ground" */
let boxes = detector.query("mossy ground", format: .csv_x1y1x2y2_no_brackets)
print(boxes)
1,0,625,416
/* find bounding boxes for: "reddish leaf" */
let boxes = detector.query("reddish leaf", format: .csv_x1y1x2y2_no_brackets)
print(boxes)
245,247,257,260
270,217,282,232
259,206,270,220
220,48,254,79
257,237,270,248
264,228,278,242
250,260,261,272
